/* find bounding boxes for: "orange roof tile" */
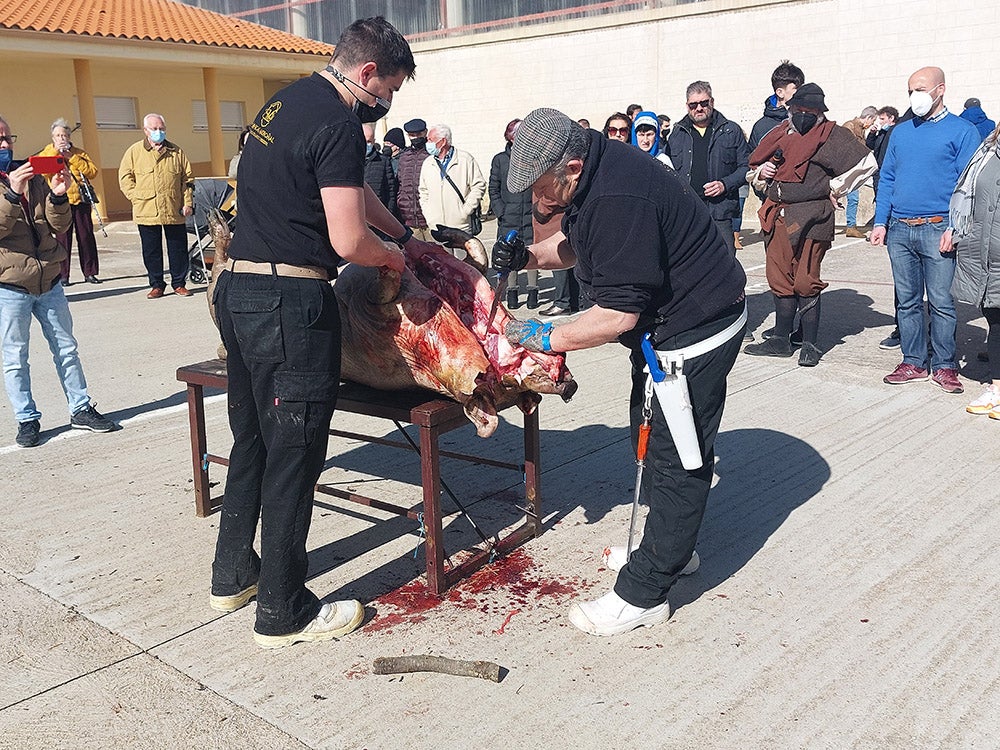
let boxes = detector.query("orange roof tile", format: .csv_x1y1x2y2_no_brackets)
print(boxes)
0,0,334,56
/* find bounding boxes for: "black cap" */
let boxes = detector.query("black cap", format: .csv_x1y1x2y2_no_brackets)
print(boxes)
384,127,405,149
965,97,981,109
787,83,828,112
403,118,426,133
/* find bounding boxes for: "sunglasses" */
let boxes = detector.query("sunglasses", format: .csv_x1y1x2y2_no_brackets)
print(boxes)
606,126,629,136
687,99,712,110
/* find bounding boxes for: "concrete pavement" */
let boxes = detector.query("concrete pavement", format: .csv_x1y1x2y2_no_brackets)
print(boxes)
1,218,997,749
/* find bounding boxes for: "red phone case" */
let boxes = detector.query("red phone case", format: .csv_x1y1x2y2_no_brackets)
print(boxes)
29,155,67,174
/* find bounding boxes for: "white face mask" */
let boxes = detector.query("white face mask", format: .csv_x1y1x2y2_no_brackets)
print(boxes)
909,89,939,118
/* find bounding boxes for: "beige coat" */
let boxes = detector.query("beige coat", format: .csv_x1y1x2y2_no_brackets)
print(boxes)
118,140,194,225
38,144,98,206
418,147,486,233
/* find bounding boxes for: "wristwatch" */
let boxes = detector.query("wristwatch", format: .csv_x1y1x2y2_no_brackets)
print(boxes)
395,226,413,245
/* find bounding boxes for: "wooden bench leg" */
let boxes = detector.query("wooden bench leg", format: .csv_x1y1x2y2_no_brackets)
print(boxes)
185,382,211,517
419,423,446,594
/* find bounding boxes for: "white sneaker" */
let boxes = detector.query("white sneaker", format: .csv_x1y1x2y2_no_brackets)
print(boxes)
602,546,700,576
966,384,1000,415
252,600,364,649
209,583,258,613
568,589,670,636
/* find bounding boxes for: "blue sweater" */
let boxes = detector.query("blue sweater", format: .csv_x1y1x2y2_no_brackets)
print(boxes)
874,112,980,225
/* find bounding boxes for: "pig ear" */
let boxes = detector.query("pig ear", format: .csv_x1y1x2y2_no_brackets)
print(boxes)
372,267,402,304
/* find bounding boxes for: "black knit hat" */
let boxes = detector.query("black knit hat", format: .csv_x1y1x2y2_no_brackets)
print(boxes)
384,127,405,149
787,83,828,112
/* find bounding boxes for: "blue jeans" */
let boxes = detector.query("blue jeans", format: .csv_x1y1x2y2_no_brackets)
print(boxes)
0,283,90,423
846,189,860,226
886,221,956,370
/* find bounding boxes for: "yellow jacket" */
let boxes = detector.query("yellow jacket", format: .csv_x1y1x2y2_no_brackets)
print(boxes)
118,139,194,225
39,143,99,206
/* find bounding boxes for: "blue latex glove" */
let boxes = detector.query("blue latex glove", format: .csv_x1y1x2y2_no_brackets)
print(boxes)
505,318,554,353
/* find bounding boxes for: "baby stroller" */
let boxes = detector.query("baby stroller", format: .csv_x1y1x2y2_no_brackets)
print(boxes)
187,177,236,284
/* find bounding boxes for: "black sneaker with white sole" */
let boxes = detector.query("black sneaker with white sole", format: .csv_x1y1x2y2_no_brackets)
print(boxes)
16,420,40,448
70,405,117,433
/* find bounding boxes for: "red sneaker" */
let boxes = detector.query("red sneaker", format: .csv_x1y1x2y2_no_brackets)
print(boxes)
931,368,963,394
883,362,929,385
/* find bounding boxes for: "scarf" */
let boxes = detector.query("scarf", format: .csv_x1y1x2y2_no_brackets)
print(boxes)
749,119,837,183
949,128,1000,238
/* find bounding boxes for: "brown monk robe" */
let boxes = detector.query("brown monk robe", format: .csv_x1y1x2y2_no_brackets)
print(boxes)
743,82,873,366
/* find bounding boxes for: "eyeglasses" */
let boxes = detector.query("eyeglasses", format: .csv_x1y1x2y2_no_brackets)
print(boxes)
606,126,629,136
0,134,17,144
687,99,712,110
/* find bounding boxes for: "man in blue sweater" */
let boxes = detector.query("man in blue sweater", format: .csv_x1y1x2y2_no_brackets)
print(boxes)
870,66,980,394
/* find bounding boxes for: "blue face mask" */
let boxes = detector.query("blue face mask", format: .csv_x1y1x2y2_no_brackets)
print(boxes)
425,141,440,157
365,143,374,157
0,148,12,173
149,129,166,144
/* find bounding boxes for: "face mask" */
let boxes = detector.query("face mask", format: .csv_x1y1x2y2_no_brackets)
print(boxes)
327,65,391,123
411,137,427,150
149,129,166,144
791,112,818,135
909,89,939,118
0,148,12,173
365,143,374,157
425,141,440,157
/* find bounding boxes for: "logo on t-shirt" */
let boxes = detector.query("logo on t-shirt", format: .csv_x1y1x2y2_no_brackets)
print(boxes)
251,101,282,147
261,101,282,127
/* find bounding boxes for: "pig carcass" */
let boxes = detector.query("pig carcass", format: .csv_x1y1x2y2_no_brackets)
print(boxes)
335,227,577,437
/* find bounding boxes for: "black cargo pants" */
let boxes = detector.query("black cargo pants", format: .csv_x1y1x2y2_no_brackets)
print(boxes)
210,269,341,636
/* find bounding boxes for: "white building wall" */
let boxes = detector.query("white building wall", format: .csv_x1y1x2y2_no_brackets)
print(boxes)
384,0,1000,194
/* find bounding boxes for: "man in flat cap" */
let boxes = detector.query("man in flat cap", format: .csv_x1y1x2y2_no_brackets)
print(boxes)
492,107,747,636
396,117,431,240
744,83,876,366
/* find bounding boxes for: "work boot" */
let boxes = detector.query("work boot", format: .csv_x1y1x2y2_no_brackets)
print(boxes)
506,287,519,310
210,583,259,613
845,226,867,238
743,336,794,357
253,600,365,649
568,590,670,636
526,286,539,310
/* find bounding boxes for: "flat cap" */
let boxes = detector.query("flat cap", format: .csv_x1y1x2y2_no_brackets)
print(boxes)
787,82,828,113
507,108,575,193
964,97,981,109
403,118,426,133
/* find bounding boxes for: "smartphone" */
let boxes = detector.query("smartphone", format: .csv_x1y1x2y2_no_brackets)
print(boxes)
29,155,67,174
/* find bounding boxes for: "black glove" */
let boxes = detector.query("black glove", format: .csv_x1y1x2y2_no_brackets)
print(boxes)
491,234,530,274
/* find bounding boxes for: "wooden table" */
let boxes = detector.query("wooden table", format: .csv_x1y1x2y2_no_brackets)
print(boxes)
176,359,542,593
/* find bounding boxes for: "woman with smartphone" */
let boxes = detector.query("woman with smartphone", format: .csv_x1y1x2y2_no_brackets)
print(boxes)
39,118,101,285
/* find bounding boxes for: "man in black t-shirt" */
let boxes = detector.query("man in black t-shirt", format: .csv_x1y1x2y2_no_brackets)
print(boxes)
494,108,747,637
210,17,434,650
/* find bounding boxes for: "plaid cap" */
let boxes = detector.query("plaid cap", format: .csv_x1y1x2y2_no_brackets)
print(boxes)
507,108,575,193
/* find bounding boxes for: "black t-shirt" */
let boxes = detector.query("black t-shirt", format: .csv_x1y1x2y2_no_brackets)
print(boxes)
229,73,364,274
562,133,746,343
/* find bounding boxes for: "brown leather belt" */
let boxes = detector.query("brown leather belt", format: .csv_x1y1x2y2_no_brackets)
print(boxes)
897,216,945,226
227,259,329,281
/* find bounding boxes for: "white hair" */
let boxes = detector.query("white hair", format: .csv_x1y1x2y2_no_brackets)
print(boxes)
143,113,166,128
428,124,452,143
51,118,72,133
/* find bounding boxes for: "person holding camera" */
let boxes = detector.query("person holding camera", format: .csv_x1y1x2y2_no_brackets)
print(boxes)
39,118,102,285
118,114,194,299
0,114,117,447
